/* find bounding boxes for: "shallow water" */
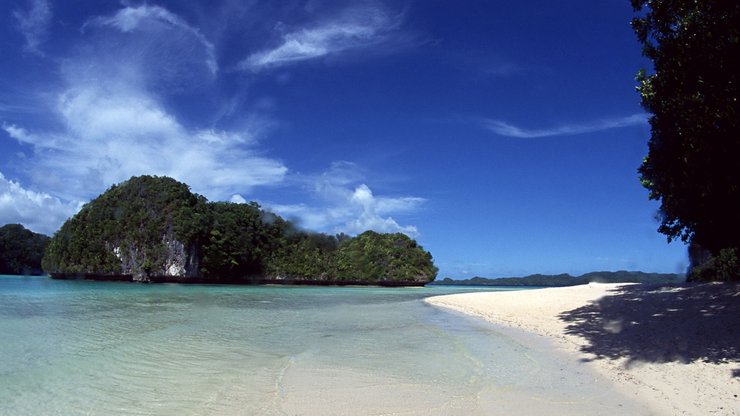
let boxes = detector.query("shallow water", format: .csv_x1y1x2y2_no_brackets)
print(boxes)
0,276,646,415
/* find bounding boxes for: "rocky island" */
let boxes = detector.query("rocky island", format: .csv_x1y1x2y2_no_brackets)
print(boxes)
43,175,437,286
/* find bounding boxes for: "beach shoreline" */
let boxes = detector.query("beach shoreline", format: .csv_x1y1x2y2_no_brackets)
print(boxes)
424,282,740,416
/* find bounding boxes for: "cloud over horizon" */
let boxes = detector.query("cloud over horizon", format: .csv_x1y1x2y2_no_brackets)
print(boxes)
0,171,80,235
264,162,425,237
3,86,288,203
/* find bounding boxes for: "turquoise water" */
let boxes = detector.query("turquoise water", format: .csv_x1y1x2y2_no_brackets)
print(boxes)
0,276,644,415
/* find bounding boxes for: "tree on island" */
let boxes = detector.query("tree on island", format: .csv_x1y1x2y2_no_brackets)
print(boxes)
632,0,740,280
43,176,209,278
0,224,50,275
42,175,438,285
334,231,438,283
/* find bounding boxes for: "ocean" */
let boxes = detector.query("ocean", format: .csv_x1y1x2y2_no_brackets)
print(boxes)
0,275,644,415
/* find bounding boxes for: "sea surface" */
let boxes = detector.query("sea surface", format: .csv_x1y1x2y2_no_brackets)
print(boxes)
0,275,646,415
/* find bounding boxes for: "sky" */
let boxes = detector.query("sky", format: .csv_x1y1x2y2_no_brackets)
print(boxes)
0,0,688,278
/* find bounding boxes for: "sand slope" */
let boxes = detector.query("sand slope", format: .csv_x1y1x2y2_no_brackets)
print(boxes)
425,283,740,416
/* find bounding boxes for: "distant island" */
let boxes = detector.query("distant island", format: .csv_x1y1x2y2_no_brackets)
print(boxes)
430,271,684,287
41,175,438,286
0,224,50,275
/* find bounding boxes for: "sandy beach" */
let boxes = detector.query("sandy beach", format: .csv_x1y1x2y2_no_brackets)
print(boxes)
425,283,740,416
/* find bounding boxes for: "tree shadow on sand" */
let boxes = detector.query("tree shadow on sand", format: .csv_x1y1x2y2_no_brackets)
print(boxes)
558,283,740,375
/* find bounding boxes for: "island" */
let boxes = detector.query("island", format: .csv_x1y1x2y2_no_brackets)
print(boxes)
430,271,683,286
0,224,50,275
41,175,438,286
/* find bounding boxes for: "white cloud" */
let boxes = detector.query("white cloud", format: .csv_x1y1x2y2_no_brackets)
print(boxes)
344,184,420,236
3,4,288,204
230,194,247,204
241,5,399,71
265,162,424,237
4,85,287,202
483,113,648,138
1,123,37,145
13,0,52,54
87,5,217,74
0,171,80,235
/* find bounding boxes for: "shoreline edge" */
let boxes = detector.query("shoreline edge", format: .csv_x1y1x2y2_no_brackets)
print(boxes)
424,283,739,416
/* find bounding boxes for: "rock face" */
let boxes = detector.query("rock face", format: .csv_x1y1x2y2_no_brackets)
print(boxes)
112,227,200,281
162,227,201,279
44,175,438,286
112,237,199,282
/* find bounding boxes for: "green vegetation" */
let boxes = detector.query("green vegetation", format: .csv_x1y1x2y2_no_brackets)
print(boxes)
431,271,683,286
0,224,50,275
688,247,740,282
266,230,341,281
43,176,208,279
334,231,438,283
201,202,281,280
632,1,740,280
42,175,437,285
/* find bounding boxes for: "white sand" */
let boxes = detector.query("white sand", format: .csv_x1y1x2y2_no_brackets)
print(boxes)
425,283,740,416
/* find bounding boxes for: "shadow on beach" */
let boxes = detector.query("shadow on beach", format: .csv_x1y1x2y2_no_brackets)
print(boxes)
558,283,740,374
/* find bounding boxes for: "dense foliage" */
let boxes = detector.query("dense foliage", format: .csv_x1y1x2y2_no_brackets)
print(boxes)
431,271,683,287
632,1,740,280
43,176,437,285
334,231,438,283
266,231,340,280
688,247,740,282
0,224,50,275
200,202,282,280
43,176,210,278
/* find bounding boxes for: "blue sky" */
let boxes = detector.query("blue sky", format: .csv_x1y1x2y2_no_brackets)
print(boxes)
0,0,687,277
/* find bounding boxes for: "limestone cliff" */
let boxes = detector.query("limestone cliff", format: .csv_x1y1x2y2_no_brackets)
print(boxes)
110,226,199,281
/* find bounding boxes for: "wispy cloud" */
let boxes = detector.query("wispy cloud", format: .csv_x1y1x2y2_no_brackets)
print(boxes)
13,0,52,54
263,162,424,237
482,113,649,138
0,171,80,235
241,5,400,71
449,50,521,79
86,4,218,75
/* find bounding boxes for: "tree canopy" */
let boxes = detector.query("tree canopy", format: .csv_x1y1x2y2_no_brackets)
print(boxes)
0,224,50,275
632,1,740,279
334,231,438,283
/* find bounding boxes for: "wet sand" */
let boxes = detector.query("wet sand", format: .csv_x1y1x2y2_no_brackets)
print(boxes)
425,282,740,416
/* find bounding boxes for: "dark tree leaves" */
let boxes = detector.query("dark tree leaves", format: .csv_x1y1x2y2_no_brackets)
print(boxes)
0,224,50,275
633,1,740,258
